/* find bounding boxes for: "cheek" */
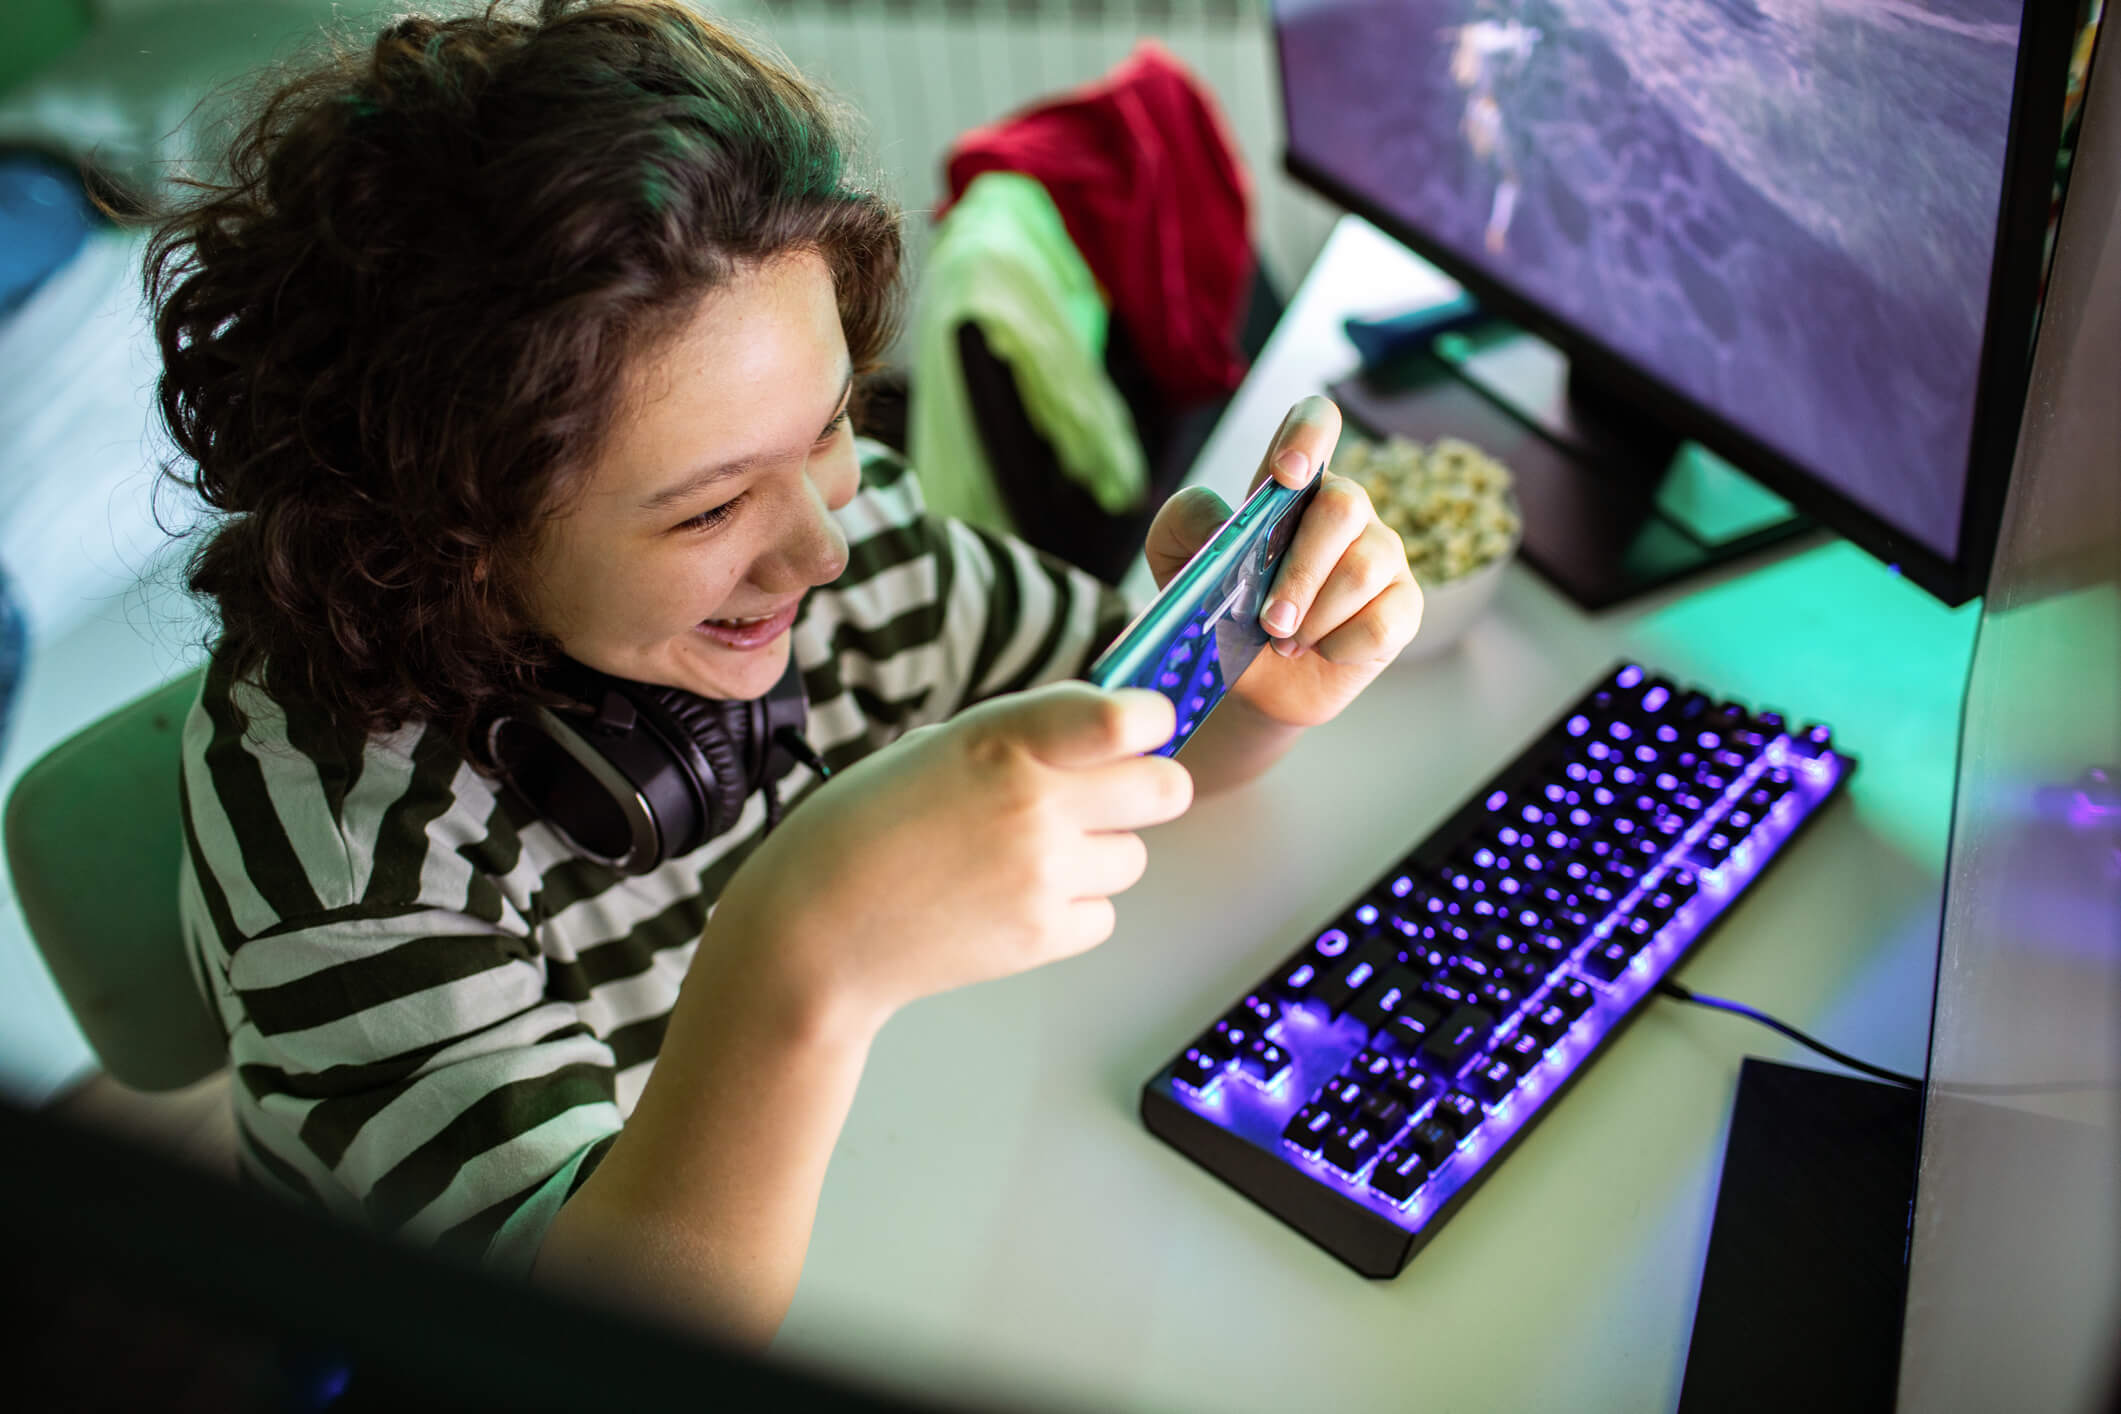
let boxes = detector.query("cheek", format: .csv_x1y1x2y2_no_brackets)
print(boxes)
569,536,746,647
660,538,751,624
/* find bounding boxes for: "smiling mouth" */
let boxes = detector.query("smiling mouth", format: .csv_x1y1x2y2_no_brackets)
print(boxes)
693,599,801,650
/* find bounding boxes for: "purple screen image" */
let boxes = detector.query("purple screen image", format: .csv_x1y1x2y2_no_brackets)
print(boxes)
1277,0,2025,560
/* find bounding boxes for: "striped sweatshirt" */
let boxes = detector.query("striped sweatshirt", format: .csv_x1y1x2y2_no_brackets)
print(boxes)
178,441,1129,1273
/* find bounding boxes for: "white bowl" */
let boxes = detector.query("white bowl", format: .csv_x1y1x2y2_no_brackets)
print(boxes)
1397,534,1518,662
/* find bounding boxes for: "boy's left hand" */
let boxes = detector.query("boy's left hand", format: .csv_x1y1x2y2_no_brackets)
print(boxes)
1142,395,1423,730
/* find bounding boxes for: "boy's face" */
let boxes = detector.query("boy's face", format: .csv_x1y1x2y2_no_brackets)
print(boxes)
525,251,860,701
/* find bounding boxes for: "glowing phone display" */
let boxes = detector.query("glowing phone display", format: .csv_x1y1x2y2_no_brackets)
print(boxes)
1086,472,1321,756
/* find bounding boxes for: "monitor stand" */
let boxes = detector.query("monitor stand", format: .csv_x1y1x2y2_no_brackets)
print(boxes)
1328,318,1815,610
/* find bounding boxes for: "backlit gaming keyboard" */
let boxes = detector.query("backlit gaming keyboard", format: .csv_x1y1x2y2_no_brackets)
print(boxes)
1140,663,1856,1276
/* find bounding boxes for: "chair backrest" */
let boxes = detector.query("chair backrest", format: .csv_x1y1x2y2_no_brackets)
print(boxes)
6,666,225,1091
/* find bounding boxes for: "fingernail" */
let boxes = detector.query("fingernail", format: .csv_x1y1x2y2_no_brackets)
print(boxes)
1273,448,1308,482
1262,599,1297,636
1272,635,1302,658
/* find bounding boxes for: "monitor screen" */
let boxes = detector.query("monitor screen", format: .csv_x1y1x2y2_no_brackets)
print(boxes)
1276,0,2064,601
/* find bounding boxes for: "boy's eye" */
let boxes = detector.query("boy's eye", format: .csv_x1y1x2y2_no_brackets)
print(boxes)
676,492,745,534
672,413,843,534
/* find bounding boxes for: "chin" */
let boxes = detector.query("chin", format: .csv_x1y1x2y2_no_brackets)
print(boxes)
671,629,794,701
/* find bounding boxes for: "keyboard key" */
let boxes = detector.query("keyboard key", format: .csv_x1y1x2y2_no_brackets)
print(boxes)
1433,1089,1485,1138
1174,1046,1223,1092
1346,1047,1397,1082
1408,1119,1458,1168
1226,994,1275,1032
1553,977,1597,1021
1382,1067,1436,1113
1370,1145,1432,1204
1282,1104,1335,1153
1273,959,1320,1003
1318,1076,1368,1119
1378,996,1447,1056
1314,940,1403,1016
1503,1030,1547,1073
1522,1002,1568,1048
1791,722,1834,759
1236,1038,1291,1087
1309,926,1354,962
1357,1088,1410,1135
1475,977,1521,1013
1467,1053,1522,1103
1634,887,1682,931
1418,1004,1497,1075
1689,830,1737,871
1501,950,1548,988
1585,938,1632,981
1320,1122,1384,1175
1419,978,1468,1011
1346,965,1429,1036
1194,1028,1237,1066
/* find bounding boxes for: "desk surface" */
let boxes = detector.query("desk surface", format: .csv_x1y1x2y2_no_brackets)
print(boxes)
775,217,1977,1413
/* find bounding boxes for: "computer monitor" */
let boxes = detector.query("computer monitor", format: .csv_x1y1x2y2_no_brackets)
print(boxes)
1274,1,2079,606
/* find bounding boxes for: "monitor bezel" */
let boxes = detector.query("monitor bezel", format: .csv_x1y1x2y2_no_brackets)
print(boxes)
1274,1,2077,607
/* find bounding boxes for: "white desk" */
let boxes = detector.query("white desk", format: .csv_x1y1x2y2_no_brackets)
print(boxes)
776,216,1977,1412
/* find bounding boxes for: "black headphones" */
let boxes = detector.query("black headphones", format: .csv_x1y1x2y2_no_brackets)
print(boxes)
484,653,827,875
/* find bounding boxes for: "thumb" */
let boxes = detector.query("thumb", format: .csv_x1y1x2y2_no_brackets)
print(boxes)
971,681,1177,769
1143,486,1233,590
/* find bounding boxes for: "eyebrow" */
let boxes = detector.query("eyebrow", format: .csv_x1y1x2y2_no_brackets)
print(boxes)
639,367,854,515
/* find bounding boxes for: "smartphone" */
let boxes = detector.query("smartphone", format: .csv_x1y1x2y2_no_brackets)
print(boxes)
1086,470,1322,756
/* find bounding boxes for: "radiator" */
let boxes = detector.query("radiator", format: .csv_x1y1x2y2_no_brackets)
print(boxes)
709,0,1344,357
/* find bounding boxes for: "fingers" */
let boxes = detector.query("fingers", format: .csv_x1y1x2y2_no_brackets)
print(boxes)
1249,394,1344,496
1063,752,1194,832
1069,829,1153,902
1258,472,1377,645
1274,517,1413,661
1310,573,1425,667
1054,897,1120,956
990,681,1177,769
1142,485,1233,591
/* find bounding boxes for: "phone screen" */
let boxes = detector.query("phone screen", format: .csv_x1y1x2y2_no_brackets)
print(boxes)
1087,474,1319,756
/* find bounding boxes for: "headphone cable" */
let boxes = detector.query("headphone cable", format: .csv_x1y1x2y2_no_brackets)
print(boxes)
775,726,832,781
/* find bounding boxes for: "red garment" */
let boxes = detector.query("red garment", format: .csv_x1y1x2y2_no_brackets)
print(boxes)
942,42,1253,408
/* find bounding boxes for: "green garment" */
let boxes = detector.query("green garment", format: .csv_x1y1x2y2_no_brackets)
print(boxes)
910,171,1146,535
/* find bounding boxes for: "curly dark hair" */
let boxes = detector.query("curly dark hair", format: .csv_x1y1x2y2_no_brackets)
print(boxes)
149,0,903,748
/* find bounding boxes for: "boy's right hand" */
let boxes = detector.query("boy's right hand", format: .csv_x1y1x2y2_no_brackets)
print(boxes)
709,682,1194,1032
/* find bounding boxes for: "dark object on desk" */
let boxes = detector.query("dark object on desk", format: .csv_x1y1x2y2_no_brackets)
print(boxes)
0,148,98,319
0,1099,954,1414
1340,294,1481,366
1678,1058,1920,1414
1141,661,1857,1276
963,262,1282,586
1331,330,1814,610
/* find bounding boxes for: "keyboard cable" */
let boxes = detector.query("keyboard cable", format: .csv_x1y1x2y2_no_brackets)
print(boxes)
1653,978,1922,1089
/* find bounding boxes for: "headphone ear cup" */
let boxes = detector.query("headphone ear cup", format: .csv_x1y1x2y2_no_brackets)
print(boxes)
627,686,753,847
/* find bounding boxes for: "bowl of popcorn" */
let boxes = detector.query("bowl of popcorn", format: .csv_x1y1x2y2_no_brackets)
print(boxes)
1338,432,1521,660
